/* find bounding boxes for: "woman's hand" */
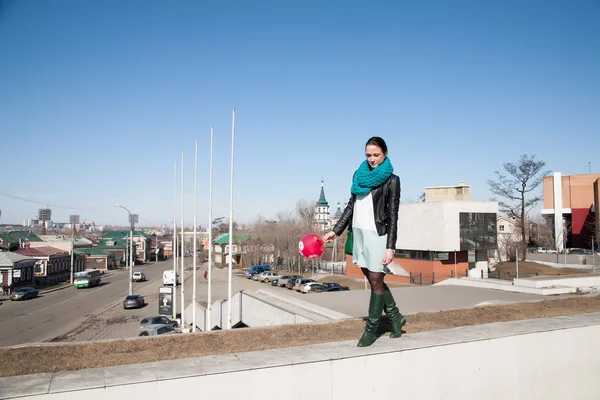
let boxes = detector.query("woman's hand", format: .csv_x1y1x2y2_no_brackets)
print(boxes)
323,231,337,243
382,249,394,266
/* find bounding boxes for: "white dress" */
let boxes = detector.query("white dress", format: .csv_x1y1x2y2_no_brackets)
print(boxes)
352,192,388,273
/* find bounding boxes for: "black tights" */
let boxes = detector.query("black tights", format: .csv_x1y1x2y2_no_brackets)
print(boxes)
361,267,388,295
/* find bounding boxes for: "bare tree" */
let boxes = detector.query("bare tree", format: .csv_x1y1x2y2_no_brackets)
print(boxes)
296,199,316,231
497,232,519,262
487,155,550,260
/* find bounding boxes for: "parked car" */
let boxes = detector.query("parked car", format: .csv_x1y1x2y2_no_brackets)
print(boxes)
295,278,317,292
10,287,38,301
248,265,271,274
123,294,145,309
271,279,279,286
132,272,147,282
323,287,349,292
537,247,557,254
140,315,178,328
321,282,350,291
252,272,262,281
246,270,260,279
308,284,326,293
287,277,302,290
138,324,180,337
567,248,587,255
259,271,279,283
300,281,324,293
278,275,302,288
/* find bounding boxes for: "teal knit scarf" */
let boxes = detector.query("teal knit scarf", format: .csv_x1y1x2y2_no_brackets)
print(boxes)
351,157,394,195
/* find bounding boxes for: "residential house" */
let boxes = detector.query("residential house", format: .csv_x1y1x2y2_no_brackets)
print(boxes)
0,233,19,252
496,216,521,262
7,231,43,248
0,252,36,291
212,233,254,267
96,238,130,267
155,235,173,258
16,246,78,286
76,248,119,272
102,231,151,263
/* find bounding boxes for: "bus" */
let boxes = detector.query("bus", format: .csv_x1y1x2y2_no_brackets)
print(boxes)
74,269,102,289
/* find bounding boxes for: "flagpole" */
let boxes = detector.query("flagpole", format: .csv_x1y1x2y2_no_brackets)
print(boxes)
207,126,214,331
180,150,185,328
192,141,198,332
227,109,235,329
173,161,177,321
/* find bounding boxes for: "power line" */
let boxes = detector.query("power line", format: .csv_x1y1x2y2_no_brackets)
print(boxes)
0,192,111,212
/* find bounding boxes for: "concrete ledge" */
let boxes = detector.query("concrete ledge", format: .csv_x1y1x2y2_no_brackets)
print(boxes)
2,312,600,399
514,275,600,289
435,277,578,295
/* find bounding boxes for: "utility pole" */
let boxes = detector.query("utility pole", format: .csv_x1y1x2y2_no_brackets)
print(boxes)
115,204,137,295
592,236,596,274
70,215,79,284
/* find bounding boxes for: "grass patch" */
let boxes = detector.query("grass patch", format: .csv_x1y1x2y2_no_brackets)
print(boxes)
1,294,599,377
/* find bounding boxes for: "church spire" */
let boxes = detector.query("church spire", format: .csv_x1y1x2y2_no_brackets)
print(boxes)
317,177,328,207
334,200,342,218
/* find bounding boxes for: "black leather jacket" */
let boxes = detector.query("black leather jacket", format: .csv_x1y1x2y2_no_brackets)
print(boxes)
332,174,400,250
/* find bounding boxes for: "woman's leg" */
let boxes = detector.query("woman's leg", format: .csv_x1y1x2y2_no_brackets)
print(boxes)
383,282,406,338
358,267,386,347
363,268,385,294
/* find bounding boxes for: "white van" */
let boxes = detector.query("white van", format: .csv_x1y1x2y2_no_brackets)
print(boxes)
163,270,179,286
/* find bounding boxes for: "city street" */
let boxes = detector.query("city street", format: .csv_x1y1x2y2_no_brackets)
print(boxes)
50,261,286,343
0,259,177,347
0,257,286,346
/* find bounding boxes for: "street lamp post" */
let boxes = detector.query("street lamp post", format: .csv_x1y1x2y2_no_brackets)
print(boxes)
69,215,80,284
115,204,137,295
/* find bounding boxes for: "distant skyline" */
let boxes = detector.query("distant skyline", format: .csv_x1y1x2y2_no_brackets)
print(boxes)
1,0,598,227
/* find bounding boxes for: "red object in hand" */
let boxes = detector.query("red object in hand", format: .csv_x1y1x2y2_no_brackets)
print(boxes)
298,234,325,260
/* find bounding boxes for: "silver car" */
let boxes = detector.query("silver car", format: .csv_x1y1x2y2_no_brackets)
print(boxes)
140,315,178,329
138,324,180,337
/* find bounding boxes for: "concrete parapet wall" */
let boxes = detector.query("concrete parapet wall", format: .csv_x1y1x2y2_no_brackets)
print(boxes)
514,275,600,289
527,253,597,266
2,313,600,399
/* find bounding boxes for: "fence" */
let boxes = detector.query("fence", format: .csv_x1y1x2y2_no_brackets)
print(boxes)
409,270,467,285
486,269,595,281
271,262,347,276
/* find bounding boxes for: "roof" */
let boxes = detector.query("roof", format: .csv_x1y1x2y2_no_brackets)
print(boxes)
30,246,68,256
212,233,254,245
76,248,114,257
9,231,43,242
316,180,328,207
0,251,35,267
0,233,18,244
16,248,51,258
97,239,130,249
103,231,150,240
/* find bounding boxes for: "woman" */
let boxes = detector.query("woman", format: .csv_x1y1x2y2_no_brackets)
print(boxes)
324,136,406,347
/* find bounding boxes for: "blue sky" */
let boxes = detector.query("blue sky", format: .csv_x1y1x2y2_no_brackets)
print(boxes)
0,0,599,228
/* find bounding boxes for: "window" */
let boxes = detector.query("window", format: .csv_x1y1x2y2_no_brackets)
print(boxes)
499,225,505,232
459,213,497,250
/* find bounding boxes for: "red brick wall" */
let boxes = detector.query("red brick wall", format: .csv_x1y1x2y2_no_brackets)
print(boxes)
345,251,469,284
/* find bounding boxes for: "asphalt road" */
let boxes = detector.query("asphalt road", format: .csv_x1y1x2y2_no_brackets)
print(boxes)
0,259,176,347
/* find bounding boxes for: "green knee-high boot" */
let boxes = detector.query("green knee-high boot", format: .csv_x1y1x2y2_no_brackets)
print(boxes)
357,292,385,347
384,287,406,338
